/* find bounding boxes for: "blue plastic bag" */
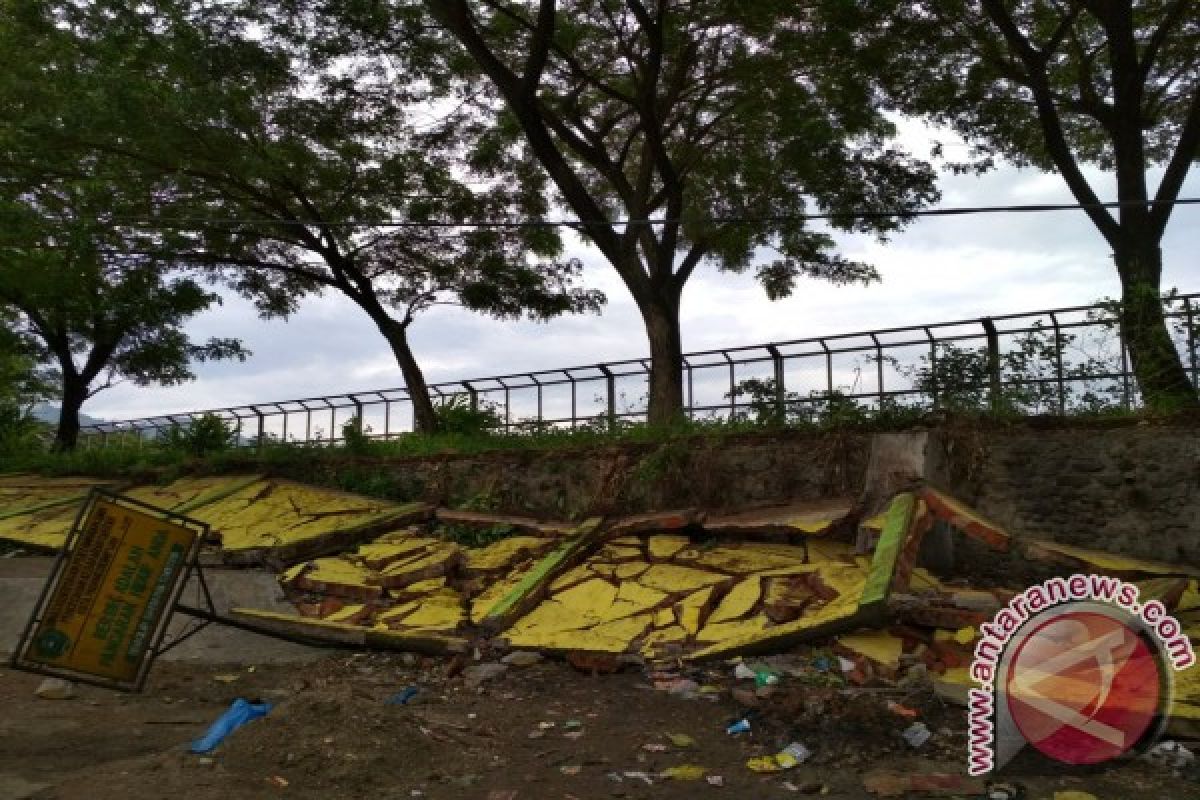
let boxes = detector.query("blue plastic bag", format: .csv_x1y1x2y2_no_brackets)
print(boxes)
190,698,273,754
385,686,419,706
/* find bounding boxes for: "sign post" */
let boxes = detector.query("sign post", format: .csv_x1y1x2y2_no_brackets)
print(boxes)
10,489,208,691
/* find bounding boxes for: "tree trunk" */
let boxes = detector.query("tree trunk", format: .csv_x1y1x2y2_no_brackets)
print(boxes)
638,291,686,427
53,378,86,451
375,316,441,434
1115,245,1198,411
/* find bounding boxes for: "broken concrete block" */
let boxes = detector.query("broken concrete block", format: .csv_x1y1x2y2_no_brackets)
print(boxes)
322,603,372,625
762,575,816,623
435,508,572,537
703,502,852,537
607,509,704,535
34,678,74,700
835,630,904,675
230,608,467,654
920,488,1010,552
500,651,543,667
356,536,442,570
463,536,556,576
281,557,385,602
1022,538,1200,579
463,663,508,689
378,544,462,589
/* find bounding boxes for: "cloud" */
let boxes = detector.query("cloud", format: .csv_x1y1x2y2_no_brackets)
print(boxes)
84,123,1200,423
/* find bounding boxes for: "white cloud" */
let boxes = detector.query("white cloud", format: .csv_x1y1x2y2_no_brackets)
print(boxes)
84,122,1200,423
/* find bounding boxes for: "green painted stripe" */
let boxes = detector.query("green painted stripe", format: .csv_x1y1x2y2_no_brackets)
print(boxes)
483,517,603,624
0,492,90,522
172,475,266,514
859,492,916,610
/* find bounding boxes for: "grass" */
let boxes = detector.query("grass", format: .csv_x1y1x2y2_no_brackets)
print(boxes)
1,401,1170,486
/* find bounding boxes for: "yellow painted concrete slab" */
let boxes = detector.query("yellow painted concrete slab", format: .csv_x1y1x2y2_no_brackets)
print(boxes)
1024,539,1200,578
638,564,732,594
690,545,806,575
708,577,763,624
675,587,716,635
647,535,690,561
471,565,531,624
555,578,620,614
688,564,867,660
357,536,441,569
837,630,904,669
695,613,770,644
463,536,554,573
282,557,383,600
124,475,262,513
0,476,109,519
0,501,89,549
189,478,403,553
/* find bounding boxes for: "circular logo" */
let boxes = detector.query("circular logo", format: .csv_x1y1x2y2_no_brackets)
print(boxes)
1004,609,1165,765
33,628,70,659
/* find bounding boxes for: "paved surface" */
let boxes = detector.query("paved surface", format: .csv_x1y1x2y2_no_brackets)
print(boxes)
0,558,323,664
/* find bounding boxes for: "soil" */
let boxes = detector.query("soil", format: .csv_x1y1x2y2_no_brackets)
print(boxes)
2,653,1198,800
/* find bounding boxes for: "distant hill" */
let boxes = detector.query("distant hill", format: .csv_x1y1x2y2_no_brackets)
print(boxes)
31,404,106,427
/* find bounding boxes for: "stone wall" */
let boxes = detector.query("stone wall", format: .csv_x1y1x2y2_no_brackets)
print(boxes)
281,421,1199,564
936,422,1200,566
283,430,870,519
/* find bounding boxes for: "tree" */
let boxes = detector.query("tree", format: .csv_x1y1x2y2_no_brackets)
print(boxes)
0,184,248,450
11,0,605,433
855,0,1199,409
413,0,939,425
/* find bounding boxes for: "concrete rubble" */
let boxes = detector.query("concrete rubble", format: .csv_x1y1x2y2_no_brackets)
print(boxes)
4,471,1200,735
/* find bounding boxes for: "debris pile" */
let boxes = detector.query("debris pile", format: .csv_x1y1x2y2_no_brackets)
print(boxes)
5,471,1200,735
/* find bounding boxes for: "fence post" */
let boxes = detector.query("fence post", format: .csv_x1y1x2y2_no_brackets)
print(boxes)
254,407,266,452
869,333,885,408
924,327,938,409
818,339,833,396
1186,296,1198,388
1049,312,1066,415
723,352,736,419
766,345,785,419
981,318,1001,413
598,365,616,430
351,396,364,439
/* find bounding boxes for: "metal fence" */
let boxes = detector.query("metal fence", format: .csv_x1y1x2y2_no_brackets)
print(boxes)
79,293,1200,448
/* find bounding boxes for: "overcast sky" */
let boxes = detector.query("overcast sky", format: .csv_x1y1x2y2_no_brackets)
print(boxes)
85,121,1199,425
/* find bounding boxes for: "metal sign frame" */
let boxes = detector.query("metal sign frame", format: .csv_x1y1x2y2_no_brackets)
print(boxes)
9,488,210,692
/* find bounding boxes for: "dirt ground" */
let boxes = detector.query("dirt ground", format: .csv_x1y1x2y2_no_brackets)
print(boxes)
2,653,1198,800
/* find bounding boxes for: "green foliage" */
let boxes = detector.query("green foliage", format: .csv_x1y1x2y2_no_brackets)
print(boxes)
423,0,939,423
631,440,690,485
888,323,1126,415
845,1,1199,408
726,378,912,429
341,416,371,454
438,521,515,549
433,396,504,436
164,413,238,456
0,403,45,456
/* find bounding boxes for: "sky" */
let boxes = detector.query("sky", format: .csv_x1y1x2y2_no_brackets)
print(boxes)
83,121,1200,427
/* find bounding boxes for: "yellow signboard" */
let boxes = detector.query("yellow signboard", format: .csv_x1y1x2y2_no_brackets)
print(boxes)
13,492,203,689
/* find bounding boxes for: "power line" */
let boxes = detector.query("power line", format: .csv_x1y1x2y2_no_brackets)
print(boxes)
0,197,1197,237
